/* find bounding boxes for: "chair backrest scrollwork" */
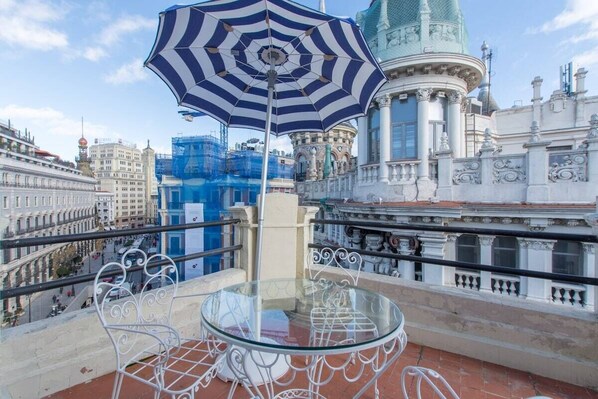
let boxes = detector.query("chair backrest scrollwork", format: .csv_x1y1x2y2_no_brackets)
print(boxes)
306,247,362,286
93,248,179,367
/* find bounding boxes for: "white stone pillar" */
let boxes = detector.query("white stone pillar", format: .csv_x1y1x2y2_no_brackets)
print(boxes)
357,116,367,183
582,243,596,311
531,76,543,125
398,237,415,280
436,133,453,200
419,233,447,285
444,234,457,287
377,94,391,182
448,91,463,158
520,239,555,302
575,68,587,127
479,235,495,292
585,115,598,185
416,88,432,179
377,0,390,52
524,122,551,203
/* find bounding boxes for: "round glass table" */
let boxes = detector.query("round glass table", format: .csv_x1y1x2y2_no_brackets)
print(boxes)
201,278,406,399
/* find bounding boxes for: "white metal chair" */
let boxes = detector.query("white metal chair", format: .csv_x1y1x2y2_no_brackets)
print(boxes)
401,366,460,399
93,248,225,399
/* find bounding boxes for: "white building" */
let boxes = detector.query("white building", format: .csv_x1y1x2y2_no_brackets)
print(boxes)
141,141,159,225
296,0,598,311
0,121,97,317
89,139,155,229
95,191,115,228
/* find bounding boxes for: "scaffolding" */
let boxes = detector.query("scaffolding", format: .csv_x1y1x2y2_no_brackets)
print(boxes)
158,136,293,279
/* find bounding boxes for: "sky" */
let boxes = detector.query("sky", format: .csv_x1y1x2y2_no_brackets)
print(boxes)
1,0,598,161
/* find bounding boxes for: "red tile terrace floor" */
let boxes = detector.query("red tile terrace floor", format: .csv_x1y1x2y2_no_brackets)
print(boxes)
44,343,598,399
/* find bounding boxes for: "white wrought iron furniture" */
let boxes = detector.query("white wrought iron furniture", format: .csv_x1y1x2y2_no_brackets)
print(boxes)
201,278,407,399
401,366,554,399
401,366,460,399
93,248,225,399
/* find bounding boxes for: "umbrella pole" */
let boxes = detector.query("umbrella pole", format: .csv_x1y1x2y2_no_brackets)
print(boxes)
254,67,277,281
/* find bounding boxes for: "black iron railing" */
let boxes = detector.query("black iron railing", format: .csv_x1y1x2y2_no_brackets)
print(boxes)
310,219,598,287
0,219,241,300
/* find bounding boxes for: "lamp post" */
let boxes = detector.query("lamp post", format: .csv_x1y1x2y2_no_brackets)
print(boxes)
27,294,31,323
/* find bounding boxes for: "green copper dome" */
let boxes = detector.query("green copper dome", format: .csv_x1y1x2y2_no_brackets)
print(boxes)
357,0,469,62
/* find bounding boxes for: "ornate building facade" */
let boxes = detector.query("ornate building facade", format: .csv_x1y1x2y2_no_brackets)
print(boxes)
295,0,598,311
0,122,97,318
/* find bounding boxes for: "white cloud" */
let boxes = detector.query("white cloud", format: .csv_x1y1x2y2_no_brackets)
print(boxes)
0,0,69,51
98,15,155,46
536,0,598,34
104,58,148,84
83,46,108,61
573,45,598,67
0,104,115,159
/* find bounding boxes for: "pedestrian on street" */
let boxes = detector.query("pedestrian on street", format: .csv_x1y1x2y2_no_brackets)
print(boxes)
52,295,57,303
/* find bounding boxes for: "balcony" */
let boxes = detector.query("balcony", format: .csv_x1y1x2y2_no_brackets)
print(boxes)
1,194,596,399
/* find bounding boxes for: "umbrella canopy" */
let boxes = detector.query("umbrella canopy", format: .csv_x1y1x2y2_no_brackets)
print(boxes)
145,0,386,278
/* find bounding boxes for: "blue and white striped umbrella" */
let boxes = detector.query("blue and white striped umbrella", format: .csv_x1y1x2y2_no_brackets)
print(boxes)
145,0,386,277
145,0,386,136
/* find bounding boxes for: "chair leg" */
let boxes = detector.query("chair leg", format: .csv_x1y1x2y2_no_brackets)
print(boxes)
111,373,124,399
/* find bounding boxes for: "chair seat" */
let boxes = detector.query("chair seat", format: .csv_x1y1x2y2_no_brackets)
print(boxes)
310,307,378,334
122,338,226,394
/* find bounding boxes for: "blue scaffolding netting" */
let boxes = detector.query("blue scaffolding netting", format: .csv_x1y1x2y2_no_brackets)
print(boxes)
157,135,294,279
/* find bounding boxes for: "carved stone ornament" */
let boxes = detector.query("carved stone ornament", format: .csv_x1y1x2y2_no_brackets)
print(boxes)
438,131,450,152
377,94,392,108
481,128,497,151
588,114,598,139
453,161,481,184
478,236,495,246
448,91,463,105
519,239,555,251
493,158,526,183
548,153,588,182
529,121,542,143
416,88,432,102
582,243,595,255
549,90,567,113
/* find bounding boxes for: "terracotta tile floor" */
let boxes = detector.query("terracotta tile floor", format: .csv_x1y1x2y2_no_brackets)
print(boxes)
45,343,598,399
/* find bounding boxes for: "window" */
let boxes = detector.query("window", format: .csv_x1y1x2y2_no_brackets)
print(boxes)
553,241,583,276
492,236,518,268
367,107,380,163
391,96,417,159
2,196,7,208
171,215,180,225
25,196,30,207
456,234,480,264
15,196,20,207
34,196,38,207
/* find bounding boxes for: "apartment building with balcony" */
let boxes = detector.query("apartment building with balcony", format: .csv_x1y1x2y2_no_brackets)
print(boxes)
0,120,97,316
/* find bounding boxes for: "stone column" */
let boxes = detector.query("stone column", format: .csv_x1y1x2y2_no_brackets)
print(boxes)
357,116,367,183
398,237,415,280
575,68,588,127
296,205,319,278
585,115,598,185
479,235,495,292
419,233,448,285
436,132,453,200
582,243,596,312
520,239,555,302
448,91,463,158
419,0,431,51
416,88,432,179
378,94,392,182
531,76,543,125
524,121,551,203
443,234,458,287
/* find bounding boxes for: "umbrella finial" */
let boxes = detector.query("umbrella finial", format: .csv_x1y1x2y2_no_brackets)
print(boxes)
319,0,326,13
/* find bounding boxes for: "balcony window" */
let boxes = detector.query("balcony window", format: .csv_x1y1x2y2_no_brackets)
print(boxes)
367,107,380,163
552,241,583,276
456,234,480,264
391,96,417,160
492,236,518,268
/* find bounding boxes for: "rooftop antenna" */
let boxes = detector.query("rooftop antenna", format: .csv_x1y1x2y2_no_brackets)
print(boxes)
560,62,573,96
81,117,84,138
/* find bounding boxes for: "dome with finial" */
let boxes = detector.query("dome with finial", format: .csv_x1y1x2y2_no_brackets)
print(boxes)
78,136,88,147
357,0,469,63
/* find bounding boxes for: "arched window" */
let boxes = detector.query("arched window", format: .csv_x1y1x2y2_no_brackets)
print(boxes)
367,107,380,163
553,241,583,276
492,236,518,268
456,234,480,264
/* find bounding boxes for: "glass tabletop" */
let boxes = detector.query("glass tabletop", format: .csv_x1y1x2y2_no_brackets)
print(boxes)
201,278,404,352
